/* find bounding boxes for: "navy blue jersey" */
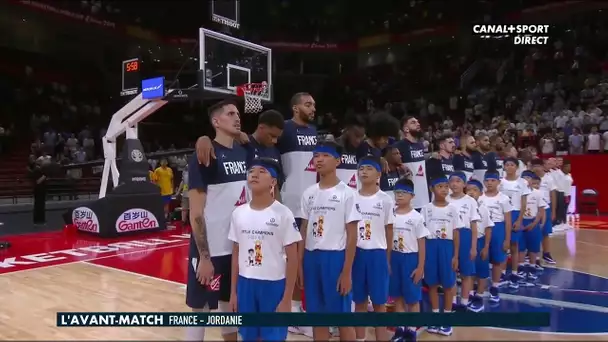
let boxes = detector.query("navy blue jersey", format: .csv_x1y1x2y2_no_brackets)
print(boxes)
470,150,488,181
188,141,248,257
356,140,382,160
276,120,317,214
425,156,454,181
380,169,402,200
453,154,474,180
243,135,282,167
394,139,428,208
487,152,502,177
337,143,359,189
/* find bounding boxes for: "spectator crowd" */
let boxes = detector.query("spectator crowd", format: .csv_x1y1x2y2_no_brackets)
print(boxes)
1,1,608,202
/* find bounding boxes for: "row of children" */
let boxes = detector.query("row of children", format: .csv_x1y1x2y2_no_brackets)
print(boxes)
349,156,551,342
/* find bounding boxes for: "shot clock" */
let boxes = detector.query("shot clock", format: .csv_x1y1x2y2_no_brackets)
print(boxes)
120,58,141,96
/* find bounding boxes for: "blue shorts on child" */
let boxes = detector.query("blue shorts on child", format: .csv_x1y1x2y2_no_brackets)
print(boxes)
389,252,422,304
543,207,552,236
511,210,521,243
353,248,389,305
303,249,352,313
489,221,507,264
237,276,287,341
424,239,456,288
519,218,542,253
458,228,475,277
475,236,490,279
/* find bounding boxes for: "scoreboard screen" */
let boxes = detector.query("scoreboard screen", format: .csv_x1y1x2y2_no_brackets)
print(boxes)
121,58,140,96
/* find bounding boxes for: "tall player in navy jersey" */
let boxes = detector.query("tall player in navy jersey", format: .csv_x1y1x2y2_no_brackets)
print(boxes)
394,116,428,209
490,135,506,177
336,114,366,189
453,135,476,180
187,100,247,342
471,133,497,181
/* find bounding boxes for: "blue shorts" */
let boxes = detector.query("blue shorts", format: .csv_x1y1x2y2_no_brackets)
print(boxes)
519,218,542,253
489,221,507,264
543,207,552,236
303,250,352,313
353,248,389,305
162,195,172,204
511,210,521,243
237,276,287,341
424,239,456,288
475,236,490,279
458,228,476,277
389,252,422,304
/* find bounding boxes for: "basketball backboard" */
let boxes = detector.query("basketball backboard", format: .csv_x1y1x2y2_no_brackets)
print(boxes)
199,28,272,103
211,0,240,29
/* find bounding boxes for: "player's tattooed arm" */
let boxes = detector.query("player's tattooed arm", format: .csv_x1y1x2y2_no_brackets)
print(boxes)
189,190,211,259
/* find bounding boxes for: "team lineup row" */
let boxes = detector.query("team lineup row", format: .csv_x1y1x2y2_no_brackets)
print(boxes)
180,94,571,342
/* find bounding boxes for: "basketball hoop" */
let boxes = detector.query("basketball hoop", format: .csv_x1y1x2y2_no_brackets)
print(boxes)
236,82,268,113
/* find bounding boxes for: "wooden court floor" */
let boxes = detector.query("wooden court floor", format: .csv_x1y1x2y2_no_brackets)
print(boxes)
1,226,608,340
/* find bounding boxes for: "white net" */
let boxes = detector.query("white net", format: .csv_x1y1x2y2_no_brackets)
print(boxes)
238,82,268,113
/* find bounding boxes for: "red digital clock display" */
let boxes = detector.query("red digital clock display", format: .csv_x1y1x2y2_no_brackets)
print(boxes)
125,60,139,72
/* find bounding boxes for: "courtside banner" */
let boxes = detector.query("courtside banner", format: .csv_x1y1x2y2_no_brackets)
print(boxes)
57,312,549,327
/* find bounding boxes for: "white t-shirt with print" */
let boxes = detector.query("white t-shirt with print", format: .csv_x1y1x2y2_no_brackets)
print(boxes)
499,178,531,211
539,174,558,206
228,201,302,281
421,203,464,240
355,190,395,250
299,182,362,251
479,193,513,223
447,194,481,230
477,203,495,238
524,188,549,219
392,209,429,253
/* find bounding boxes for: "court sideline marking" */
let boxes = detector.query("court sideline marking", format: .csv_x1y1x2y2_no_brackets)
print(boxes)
83,260,186,288
0,242,189,277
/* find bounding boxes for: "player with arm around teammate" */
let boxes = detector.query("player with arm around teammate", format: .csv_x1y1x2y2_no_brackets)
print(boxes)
465,179,493,311
228,157,300,342
186,100,246,342
298,141,361,341
518,171,547,279
389,178,429,342
479,169,513,304
422,175,464,336
447,171,481,312
352,155,395,342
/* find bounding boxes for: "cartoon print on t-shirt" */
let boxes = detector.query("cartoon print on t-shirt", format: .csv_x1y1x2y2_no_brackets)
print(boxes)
316,216,324,237
254,240,263,266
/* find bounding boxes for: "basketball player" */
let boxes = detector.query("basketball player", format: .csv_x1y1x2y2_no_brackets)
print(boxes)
446,171,480,311
337,114,366,189
352,155,395,342
490,135,506,177
154,158,174,220
531,159,557,265
479,169,512,303
394,116,428,210
426,134,456,178
357,113,401,160
380,145,406,199
465,179,493,312
471,134,489,182
187,100,247,342
453,135,476,181
422,175,463,336
228,157,300,342
500,157,530,288
298,141,360,341
390,177,428,342
518,170,546,279
195,94,318,336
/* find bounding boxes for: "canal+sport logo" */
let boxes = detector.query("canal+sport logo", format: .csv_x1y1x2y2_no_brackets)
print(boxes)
472,24,550,45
